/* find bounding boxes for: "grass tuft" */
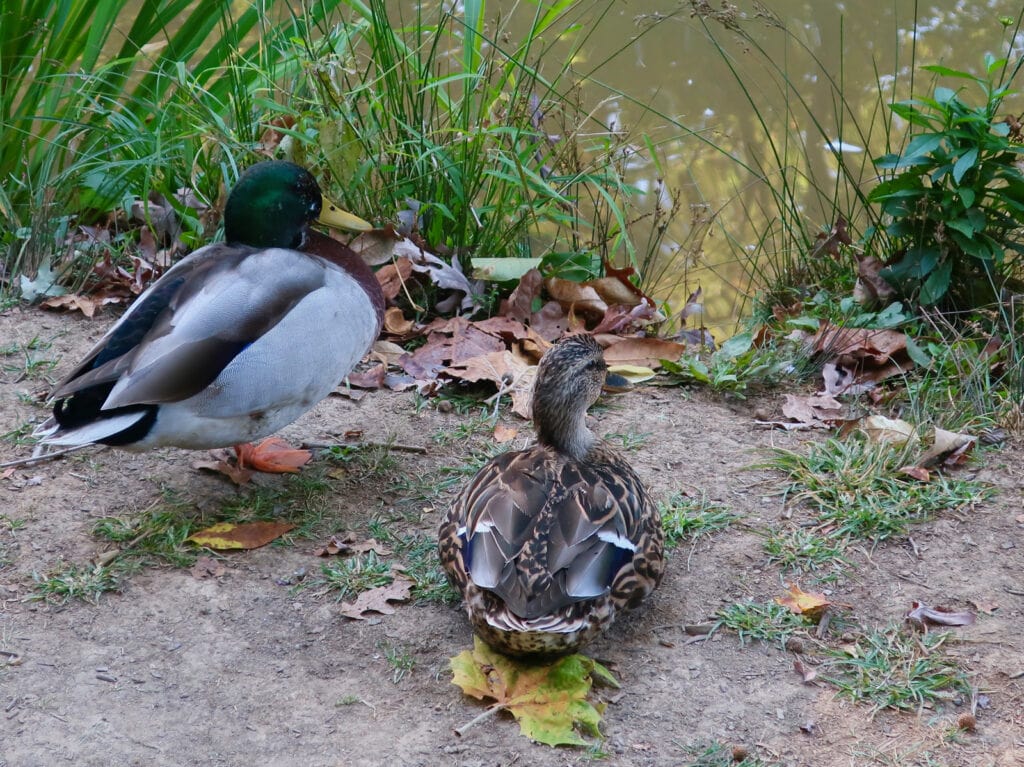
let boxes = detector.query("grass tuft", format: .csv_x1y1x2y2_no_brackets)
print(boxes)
824,625,970,714
714,600,812,648
765,435,988,541
659,491,737,549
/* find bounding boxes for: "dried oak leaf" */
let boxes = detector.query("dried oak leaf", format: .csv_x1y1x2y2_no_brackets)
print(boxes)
905,600,976,629
376,256,415,302
450,636,618,746
187,521,295,550
775,392,850,430
346,364,387,390
313,532,393,558
339,577,413,619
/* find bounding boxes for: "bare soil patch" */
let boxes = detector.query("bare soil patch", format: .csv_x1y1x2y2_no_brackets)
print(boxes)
1,308,1022,766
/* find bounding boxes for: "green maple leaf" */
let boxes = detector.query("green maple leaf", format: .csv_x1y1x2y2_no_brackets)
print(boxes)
450,637,619,747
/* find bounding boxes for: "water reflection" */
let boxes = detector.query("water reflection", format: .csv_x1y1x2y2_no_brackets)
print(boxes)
544,1,1022,338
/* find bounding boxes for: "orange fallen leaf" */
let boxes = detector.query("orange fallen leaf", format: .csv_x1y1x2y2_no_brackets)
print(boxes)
236,438,312,473
187,521,295,550
493,423,519,443
776,584,831,621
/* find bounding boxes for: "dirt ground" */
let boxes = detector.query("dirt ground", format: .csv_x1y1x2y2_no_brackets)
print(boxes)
1,307,1022,767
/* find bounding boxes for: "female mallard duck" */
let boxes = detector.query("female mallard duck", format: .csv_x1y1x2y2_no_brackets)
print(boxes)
37,160,384,451
438,334,664,657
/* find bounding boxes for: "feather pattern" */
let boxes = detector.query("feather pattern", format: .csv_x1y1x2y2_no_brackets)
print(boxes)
439,334,664,657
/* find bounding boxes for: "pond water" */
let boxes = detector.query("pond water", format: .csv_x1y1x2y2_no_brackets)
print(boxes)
530,0,1024,336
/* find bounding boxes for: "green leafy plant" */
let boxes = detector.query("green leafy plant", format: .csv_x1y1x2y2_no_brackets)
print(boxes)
870,55,1024,307
661,331,797,394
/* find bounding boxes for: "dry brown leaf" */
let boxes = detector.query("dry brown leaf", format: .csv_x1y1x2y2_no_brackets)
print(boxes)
778,392,849,429
852,254,896,304
812,324,909,366
346,364,386,390
861,415,918,445
905,601,975,629
383,306,415,336
370,340,407,366
339,577,414,619
493,423,519,443
187,521,295,550
313,532,392,558
916,428,976,469
598,337,687,368
375,256,415,302
501,268,544,323
545,277,608,317
899,465,931,482
586,276,642,307
350,227,404,266
793,658,818,684
190,556,227,579
192,452,253,485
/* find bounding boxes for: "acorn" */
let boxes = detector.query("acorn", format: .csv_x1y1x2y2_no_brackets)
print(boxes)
957,712,977,732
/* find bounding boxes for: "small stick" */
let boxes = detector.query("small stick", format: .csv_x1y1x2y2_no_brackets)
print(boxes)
302,441,427,455
1,444,90,469
454,703,505,737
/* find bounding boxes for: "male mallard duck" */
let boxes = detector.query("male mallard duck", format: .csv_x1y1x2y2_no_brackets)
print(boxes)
438,334,664,657
36,160,384,451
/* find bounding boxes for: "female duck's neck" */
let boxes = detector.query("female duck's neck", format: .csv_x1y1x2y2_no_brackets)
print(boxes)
536,409,595,461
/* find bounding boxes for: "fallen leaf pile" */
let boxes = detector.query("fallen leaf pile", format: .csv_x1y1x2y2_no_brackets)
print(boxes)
450,637,619,746
346,236,693,417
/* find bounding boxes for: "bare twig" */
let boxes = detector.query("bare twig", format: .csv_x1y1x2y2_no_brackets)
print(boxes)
454,703,505,737
1,444,91,469
302,441,427,455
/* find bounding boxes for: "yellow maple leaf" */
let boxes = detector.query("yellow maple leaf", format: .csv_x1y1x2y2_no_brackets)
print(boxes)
776,583,831,621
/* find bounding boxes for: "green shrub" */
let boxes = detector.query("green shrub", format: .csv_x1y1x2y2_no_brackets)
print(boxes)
869,55,1024,308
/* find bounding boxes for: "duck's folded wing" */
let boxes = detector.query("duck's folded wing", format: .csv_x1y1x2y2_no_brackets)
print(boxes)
52,247,327,407
460,450,644,620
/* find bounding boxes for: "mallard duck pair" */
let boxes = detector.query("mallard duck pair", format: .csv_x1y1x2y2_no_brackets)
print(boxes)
36,161,384,451
439,334,665,657
40,160,663,658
